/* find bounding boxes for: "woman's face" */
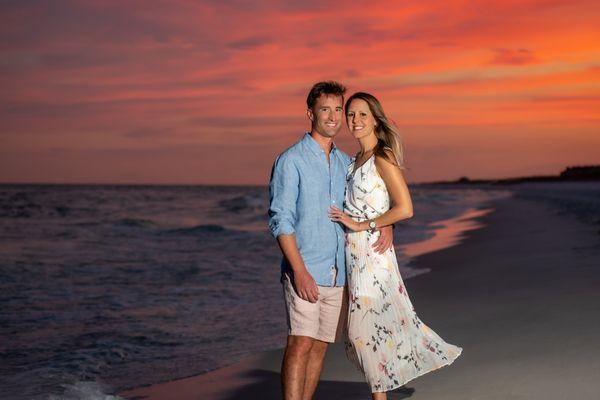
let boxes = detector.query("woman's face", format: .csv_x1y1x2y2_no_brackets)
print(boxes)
346,99,377,140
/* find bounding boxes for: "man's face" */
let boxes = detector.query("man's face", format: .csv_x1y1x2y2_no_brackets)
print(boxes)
307,94,343,139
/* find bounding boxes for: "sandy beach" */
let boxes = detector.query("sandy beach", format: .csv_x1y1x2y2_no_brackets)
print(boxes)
120,187,600,400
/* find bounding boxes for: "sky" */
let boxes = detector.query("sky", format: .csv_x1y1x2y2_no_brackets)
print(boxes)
1,0,598,185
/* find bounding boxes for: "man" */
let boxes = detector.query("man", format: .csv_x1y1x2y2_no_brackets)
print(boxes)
268,81,395,400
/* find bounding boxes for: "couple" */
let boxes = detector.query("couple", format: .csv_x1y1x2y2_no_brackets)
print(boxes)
268,81,462,400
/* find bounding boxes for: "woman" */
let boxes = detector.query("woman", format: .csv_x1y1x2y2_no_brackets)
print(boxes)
329,92,462,399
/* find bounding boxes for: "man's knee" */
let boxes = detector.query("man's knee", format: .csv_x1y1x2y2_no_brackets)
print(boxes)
286,335,315,356
309,339,328,357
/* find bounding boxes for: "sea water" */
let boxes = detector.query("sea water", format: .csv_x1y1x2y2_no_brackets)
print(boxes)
0,184,512,399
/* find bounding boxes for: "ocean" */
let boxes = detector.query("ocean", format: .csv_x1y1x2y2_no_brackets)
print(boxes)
0,183,540,399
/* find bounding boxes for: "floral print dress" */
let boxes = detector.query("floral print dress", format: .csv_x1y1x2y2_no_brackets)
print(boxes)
344,155,463,393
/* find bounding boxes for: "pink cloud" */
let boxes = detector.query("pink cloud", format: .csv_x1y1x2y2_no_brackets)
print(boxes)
490,48,538,65
1,0,598,184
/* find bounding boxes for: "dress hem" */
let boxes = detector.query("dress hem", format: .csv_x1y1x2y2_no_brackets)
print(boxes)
369,346,463,394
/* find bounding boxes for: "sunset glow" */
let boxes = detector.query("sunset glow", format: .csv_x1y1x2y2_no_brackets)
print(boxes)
1,0,598,184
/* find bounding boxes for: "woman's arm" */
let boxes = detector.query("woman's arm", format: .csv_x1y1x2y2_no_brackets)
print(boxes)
368,151,413,228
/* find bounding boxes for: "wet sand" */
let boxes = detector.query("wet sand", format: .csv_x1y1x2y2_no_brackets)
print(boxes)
120,192,600,400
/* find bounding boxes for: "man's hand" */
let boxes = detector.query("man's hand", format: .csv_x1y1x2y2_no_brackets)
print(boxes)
276,234,319,303
372,225,394,254
292,269,319,303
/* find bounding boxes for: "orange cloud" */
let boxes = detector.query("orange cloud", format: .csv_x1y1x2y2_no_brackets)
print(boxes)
0,0,598,184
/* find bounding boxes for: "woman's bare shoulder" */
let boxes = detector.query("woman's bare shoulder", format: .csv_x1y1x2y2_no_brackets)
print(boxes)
374,149,398,169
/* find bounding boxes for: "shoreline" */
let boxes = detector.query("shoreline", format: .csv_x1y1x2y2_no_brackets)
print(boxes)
397,204,503,280
113,194,503,395
119,191,600,399
401,206,496,259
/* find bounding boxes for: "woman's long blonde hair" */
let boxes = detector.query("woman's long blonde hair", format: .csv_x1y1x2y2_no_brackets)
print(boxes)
345,92,405,169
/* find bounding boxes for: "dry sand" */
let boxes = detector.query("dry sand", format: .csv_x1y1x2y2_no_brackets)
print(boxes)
120,192,600,400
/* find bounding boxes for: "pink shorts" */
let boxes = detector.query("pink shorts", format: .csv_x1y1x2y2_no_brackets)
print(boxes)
282,273,347,343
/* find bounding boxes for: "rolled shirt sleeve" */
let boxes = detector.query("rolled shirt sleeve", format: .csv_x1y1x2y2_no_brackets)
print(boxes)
268,153,299,238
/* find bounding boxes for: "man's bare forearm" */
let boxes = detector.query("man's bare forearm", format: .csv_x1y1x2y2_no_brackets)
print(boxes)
276,234,308,274
277,234,318,303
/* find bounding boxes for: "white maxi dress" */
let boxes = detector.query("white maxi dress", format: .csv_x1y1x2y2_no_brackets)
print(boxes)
344,155,463,393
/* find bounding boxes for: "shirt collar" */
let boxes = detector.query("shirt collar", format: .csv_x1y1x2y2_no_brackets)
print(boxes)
302,132,337,157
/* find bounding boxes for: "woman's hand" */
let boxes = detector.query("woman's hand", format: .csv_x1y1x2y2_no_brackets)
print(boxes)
329,206,362,231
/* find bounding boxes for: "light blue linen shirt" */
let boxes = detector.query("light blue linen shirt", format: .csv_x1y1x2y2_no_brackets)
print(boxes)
268,133,351,287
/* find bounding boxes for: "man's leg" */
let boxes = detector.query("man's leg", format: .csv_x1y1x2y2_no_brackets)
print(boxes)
282,335,315,400
300,284,346,399
302,339,328,400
